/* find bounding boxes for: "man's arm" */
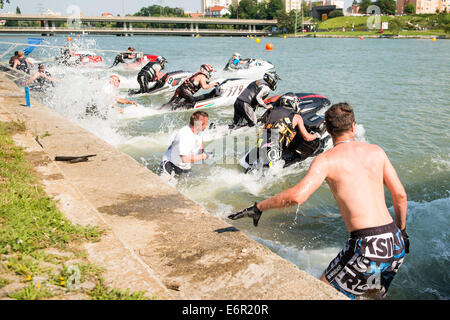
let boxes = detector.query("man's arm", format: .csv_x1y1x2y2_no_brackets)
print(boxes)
115,96,137,105
257,154,328,212
200,76,218,90
24,73,38,85
294,114,319,142
382,149,407,230
180,153,207,163
255,86,272,109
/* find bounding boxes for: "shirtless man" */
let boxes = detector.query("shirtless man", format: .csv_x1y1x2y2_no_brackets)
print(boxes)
228,102,409,299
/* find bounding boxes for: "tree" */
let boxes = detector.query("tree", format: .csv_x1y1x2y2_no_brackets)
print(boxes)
0,0,10,9
359,0,373,14
328,9,344,18
375,0,396,15
15,5,20,14
266,0,283,20
404,3,416,14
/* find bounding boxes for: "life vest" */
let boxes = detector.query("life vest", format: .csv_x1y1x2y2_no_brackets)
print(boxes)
36,71,53,86
16,58,30,74
139,61,160,80
179,72,204,95
263,106,297,148
237,80,269,107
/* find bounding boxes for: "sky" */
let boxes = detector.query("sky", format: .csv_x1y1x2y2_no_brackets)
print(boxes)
0,0,203,15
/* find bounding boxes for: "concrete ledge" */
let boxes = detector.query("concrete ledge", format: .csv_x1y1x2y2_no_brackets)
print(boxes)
0,73,347,300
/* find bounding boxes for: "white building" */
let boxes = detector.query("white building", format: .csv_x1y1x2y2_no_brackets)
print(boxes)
284,0,302,12
202,0,236,14
327,0,344,9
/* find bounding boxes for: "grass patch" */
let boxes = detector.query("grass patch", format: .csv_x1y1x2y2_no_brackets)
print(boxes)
8,284,52,300
87,278,148,300
0,277,10,288
0,121,151,300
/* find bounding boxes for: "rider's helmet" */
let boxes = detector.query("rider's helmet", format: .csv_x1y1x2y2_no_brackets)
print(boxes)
38,63,45,70
200,64,215,80
279,92,300,112
232,52,241,59
263,71,280,91
156,56,167,69
128,47,135,51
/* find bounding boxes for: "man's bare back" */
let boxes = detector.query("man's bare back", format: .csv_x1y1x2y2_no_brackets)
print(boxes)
319,140,397,232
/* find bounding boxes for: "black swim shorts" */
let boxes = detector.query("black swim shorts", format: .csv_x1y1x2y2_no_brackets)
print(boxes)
324,222,406,299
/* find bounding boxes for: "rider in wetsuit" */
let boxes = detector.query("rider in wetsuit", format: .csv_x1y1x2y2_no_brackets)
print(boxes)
225,52,250,71
24,63,59,91
162,64,219,110
263,93,320,149
111,47,137,67
137,56,167,94
230,71,280,129
12,51,34,74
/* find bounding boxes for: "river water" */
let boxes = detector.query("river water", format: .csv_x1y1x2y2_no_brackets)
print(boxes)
1,35,449,299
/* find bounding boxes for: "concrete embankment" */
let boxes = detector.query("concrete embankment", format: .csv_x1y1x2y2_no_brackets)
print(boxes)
0,73,346,300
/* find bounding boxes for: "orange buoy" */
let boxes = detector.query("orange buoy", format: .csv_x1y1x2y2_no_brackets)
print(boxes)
265,43,274,51
67,37,72,42
360,36,364,40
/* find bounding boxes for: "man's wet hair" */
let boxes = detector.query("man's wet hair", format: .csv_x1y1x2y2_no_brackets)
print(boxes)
190,111,209,126
325,103,355,138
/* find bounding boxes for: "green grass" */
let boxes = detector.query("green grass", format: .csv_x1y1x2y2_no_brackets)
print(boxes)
0,121,152,300
0,277,10,288
315,14,449,35
87,278,148,300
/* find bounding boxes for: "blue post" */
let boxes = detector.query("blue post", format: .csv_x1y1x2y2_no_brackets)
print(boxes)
25,86,30,107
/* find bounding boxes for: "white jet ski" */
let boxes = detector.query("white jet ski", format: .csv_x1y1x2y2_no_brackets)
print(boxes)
159,77,253,112
223,58,274,78
127,70,192,97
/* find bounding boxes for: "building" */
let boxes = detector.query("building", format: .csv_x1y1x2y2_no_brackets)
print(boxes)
205,6,231,17
285,0,302,12
397,0,450,14
327,0,344,9
202,0,236,14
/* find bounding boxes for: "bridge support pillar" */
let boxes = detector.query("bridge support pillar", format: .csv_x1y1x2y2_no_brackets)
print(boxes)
195,23,199,33
190,23,193,32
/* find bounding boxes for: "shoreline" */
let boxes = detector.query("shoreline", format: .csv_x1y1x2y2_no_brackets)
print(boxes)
0,72,347,300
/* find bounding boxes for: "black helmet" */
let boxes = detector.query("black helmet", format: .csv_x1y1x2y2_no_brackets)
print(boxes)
156,56,167,68
279,92,300,112
263,71,280,90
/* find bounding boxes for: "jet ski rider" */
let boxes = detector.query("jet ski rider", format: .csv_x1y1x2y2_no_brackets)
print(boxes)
23,63,60,89
111,47,137,67
263,92,321,150
230,71,280,129
226,52,250,70
162,64,219,110
137,56,167,94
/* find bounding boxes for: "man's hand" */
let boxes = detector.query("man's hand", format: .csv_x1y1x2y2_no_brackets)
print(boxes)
401,228,410,254
228,203,262,227
266,104,273,110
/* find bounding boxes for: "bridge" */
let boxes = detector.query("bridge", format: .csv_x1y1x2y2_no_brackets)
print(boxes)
0,14,278,36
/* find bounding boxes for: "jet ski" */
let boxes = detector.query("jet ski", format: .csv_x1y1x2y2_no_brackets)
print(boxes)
159,78,253,112
56,49,103,66
239,93,331,173
127,70,192,97
124,53,158,69
223,59,274,78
